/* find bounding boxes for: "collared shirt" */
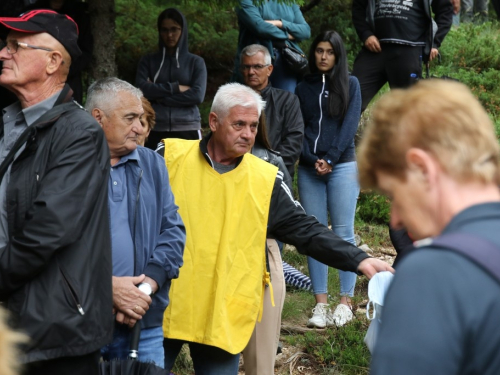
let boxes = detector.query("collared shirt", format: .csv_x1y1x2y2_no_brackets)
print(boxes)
108,149,140,277
0,92,59,248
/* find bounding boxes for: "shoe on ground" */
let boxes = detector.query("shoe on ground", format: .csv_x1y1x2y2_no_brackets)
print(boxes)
332,303,354,327
307,303,333,328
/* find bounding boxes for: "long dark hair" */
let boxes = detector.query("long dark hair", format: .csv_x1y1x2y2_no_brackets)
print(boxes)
308,31,350,119
255,112,272,150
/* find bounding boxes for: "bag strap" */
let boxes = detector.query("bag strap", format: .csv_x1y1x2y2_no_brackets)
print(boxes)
430,233,500,285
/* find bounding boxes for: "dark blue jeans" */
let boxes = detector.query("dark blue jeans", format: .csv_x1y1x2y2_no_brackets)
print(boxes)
270,48,299,93
164,338,240,375
101,324,164,368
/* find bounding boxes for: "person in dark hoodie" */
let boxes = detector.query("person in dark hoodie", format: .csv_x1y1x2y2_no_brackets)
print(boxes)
295,31,362,329
136,8,207,150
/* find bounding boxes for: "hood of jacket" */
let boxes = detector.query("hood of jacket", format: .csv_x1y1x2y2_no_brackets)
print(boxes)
156,8,189,68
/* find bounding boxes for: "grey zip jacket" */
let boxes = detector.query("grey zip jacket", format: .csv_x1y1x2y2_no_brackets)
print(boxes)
136,8,207,132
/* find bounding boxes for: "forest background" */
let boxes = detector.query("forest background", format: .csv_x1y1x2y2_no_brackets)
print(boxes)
110,0,500,134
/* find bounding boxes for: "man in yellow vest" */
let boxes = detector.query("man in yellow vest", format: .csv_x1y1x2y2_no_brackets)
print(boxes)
158,83,393,375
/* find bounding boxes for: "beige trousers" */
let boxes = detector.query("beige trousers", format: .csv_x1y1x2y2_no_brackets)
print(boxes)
242,239,286,375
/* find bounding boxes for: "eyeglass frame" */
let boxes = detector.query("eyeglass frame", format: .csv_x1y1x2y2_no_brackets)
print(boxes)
160,27,182,35
240,64,270,71
0,40,54,55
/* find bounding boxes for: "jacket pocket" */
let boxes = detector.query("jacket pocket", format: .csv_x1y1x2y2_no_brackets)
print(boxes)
59,266,85,316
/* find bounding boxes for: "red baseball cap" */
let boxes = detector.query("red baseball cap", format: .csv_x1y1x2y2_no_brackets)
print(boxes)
0,9,82,61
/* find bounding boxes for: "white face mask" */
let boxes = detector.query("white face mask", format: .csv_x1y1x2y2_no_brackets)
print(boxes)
366,271,394,321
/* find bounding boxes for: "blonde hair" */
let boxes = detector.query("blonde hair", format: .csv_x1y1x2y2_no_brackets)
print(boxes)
0,307,27,375
358,79,500,188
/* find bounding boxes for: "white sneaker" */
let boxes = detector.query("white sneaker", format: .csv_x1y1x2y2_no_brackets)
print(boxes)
307,303,332,328
332,304,354,327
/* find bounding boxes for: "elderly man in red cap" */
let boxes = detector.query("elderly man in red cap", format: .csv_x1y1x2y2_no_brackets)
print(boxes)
0,10,113,375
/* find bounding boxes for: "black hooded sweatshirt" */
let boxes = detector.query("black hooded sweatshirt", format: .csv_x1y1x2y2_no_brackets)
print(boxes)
135,8,207,132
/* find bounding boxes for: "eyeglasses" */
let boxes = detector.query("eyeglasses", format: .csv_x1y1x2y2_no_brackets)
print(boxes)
241,64,270,71
160,27,182,35
0,40,53,55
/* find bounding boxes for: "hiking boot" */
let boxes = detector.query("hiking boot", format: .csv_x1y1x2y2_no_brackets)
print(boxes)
332,303,354,327
307,303,333,328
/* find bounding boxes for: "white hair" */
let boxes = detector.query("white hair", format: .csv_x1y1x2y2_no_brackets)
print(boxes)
85,77,143,114
211,83,266,120
241,44,272,66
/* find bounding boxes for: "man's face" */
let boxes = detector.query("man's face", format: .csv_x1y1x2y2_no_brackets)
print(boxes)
209,105,259,162
160,18,182,51
0,31,51,90
376,168,437,240
99,91,144,159
241,52,272,91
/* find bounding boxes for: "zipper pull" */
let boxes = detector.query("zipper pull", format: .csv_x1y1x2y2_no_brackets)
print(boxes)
77,304,85,316
322,74,325,83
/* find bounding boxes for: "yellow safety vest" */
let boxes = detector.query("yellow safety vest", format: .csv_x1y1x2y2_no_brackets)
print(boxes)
162,139,278,354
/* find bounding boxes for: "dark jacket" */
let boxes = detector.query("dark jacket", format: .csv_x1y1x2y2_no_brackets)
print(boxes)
296,74,361,168
260,84,304,177
121,146,185,328
352,0,452,61
371,203,500,374
136,8,207,133
158,135,369,272
0,85,113,363
233,0,310,83
251,141,292,190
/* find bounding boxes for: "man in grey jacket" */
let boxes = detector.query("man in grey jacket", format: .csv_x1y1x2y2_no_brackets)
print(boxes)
358,79,500,374
240,44,303,178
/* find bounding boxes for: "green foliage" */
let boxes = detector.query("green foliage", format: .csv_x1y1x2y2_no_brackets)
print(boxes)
429,22,500,129
355,191,391,225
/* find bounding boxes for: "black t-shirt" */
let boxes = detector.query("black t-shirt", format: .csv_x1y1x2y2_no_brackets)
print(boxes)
374,0,428,45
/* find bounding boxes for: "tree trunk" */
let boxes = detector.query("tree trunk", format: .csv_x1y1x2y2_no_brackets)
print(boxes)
88,0,117,80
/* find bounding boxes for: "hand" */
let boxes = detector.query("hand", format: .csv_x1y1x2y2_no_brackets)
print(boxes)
265,20,283,28
142,276,159,294
450,0,460,14
315,159,332,176
115,311,138,328
179,85,190,93
429,48,439,61
288,33,295,41
364,36,382,53
112,274,152,320
357,258,395,279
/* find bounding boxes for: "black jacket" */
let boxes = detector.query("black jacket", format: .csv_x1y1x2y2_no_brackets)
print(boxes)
260,84,304,177
0,86,113,363
136,8,207,132
352,0,452,61
252,141,292,190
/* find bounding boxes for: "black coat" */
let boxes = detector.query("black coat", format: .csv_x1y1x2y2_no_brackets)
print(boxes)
0,86,113,363
260,84,304,178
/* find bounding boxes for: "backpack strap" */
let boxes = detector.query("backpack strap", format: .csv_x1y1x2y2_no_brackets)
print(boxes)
429,233,500,285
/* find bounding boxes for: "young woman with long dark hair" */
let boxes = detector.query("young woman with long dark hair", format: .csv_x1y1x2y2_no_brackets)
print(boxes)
296,30,362,328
